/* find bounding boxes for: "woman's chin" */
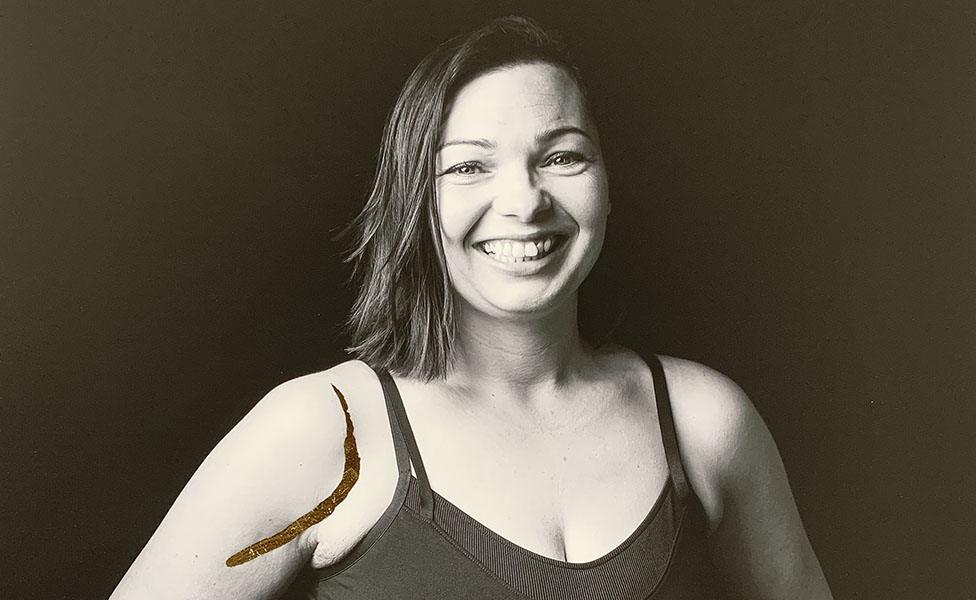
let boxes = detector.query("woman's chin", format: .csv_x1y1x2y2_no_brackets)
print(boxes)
450,256,588,319
463,288,574,321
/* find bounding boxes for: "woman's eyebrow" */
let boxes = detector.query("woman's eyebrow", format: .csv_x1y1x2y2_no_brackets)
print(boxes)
536,125,592,144
437,126,592,152
438,138,494,152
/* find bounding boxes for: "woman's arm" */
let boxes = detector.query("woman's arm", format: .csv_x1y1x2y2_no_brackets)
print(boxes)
109,367,354,600
662,356,833,600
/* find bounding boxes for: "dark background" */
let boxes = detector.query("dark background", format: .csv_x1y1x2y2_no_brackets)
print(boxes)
3,2,973,598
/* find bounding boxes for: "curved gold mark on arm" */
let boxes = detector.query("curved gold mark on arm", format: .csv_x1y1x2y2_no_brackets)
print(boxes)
226,384,361,567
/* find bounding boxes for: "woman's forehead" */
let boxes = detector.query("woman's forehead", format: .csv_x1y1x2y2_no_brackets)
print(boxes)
440,63,591,144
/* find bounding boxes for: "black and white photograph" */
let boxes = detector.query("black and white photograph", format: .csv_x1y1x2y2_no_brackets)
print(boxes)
3,2,973,599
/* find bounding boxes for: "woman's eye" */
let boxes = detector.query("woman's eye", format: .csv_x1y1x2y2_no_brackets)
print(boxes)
444,162,484,176
543,152,589,168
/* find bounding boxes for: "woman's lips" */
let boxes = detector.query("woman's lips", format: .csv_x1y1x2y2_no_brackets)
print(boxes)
475,235,565,263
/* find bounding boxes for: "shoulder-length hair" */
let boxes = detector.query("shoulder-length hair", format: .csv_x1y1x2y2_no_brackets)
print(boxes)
344,16,588,380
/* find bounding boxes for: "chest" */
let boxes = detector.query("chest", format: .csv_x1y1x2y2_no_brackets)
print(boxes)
399,381,670,563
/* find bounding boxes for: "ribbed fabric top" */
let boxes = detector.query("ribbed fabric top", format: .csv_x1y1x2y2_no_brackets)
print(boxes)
283,354,726,600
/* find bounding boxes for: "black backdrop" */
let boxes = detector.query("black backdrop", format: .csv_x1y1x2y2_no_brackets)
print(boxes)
3,2,974,598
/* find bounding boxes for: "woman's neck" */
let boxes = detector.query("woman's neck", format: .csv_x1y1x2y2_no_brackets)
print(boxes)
446,296,589,398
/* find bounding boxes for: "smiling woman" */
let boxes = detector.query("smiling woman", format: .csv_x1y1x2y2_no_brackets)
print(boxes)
436,63,608,318
110,16,833,600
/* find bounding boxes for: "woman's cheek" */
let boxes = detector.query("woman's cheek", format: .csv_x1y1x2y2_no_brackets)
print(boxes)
550,176,609,221
436,187,462,242
437,186,489,243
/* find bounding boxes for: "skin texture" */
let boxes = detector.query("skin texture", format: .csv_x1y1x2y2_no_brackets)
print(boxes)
225,385,359,567
436,62,609,320
110,62,832,599
109,361,398,600
662,356,834,599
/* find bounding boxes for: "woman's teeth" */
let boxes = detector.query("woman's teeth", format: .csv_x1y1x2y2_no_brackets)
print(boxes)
478,237,558,263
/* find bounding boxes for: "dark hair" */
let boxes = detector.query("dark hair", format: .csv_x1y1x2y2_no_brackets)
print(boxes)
345,16,587,380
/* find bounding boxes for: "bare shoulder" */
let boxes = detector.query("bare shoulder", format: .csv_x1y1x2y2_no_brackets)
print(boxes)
110,359,389,599
215,358,393,563
219,359,380,502
238,359,381,455
656,355,759,444
655,356,772,526
655,356,834,598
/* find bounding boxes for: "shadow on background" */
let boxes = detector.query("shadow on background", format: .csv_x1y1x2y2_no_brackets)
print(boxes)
3,2,974,598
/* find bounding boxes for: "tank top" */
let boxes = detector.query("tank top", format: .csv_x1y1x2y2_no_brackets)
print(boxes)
283,354,726,599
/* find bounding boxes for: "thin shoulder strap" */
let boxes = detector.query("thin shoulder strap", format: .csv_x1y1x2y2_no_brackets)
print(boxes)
647,354,691,500
372,366,435,518
370,366,411,477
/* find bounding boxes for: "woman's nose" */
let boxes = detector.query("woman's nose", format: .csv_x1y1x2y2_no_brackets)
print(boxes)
491,166,552,222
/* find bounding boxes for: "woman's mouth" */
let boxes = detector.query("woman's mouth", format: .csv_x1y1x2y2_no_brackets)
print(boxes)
475,235,565,263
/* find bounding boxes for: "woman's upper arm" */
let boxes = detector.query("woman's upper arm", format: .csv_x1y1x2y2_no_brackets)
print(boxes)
110,365,354,600
661,356,833,600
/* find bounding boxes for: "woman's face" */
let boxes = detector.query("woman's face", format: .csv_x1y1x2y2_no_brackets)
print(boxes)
435,62,609,320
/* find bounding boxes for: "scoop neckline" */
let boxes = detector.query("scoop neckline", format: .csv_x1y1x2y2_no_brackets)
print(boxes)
392,350,680,570
410,472,675,570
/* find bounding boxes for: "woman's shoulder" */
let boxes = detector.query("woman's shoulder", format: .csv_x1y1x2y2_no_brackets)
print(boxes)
655,354,754,428
652,355,782,529
228,359,380,462
256,358,380,414
592,345,752,419
238,357,396,497
227,359,399,535
653,356,833,597
196,358,386,509
110,360,393,597
236,359,397,565
263,358,382,419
